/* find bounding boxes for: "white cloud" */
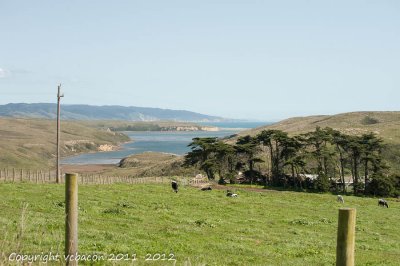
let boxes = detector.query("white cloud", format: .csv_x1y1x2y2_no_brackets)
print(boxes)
0,68,11,78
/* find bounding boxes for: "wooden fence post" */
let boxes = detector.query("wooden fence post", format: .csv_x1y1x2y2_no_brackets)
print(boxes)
336,208,356,266
65,173,78,265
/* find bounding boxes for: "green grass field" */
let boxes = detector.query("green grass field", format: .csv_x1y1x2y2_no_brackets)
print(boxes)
0,183,399,265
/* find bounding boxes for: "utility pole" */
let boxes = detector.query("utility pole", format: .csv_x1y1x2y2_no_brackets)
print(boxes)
56,84,64,183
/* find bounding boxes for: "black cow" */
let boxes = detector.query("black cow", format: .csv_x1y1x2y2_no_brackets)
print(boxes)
201,186,212,191
171,181,178,193
378,199,389,208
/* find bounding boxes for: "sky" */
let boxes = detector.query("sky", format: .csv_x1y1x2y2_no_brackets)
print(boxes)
0,0,399,121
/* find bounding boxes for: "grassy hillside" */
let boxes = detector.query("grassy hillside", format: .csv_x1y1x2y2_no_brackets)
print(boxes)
118,152,193,177
0,118,129,169
0,183,399,265
238,112,400,139
73,152,196,177
235,111,400,172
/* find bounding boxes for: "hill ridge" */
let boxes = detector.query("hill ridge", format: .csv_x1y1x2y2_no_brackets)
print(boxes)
0,103,229,122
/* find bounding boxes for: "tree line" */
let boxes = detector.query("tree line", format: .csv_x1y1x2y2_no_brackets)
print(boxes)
184,127,400,197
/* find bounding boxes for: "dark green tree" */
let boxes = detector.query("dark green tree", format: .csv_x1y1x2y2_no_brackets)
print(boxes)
302,127,334,192
344,135,363,194
282,136,306,188
257,130,304,187
214,141,237,183
328,128,350,193
184,137,219,180
359,133,385,194
235,135,263,184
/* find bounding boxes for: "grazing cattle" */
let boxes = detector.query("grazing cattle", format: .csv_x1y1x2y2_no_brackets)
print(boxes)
337,195,344,204
226,190,238,197
171,181,178,193
378,199,389,208
201,186,212,191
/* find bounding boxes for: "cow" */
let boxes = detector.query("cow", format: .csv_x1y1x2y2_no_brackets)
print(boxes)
201,186,212,191
337,195,344,204
378,199,389,208
226,190,238,197
171,181,178,193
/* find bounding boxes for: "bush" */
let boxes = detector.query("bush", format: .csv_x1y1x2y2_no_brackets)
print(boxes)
367,174,396,197
218,178,227,185
361,116,379,125
244,170,264,185
314,175,330,192
392,174,400,197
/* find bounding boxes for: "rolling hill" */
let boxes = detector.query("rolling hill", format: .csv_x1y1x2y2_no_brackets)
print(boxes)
234,111,400,173
236,111,400,140
0,118,130,169
0,103,227,122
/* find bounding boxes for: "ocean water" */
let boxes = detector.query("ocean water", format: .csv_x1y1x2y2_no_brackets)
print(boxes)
61,122,272,165
61,129,238,165
198,121,271,129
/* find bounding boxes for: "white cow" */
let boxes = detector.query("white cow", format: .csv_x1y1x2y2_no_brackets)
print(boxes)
337,195,344,204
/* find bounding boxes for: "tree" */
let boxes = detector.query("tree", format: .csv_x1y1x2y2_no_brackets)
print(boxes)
257,130,304,187
367,173,397,197
183,137,219,180
235,135,263,184
214,141,236,183
359,133,385,194
328,128,350,193
302,127,334,192
344,135,363,194
281,135,305,188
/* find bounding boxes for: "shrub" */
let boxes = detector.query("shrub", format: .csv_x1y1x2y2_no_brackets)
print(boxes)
361,116,379,125
367,174,396,197
218,178,227,185
314,175,330,192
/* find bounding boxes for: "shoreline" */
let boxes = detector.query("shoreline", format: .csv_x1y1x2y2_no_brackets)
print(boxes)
61,129,242,165
60,139,133,162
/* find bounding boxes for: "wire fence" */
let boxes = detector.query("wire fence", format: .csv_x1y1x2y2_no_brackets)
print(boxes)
0,168,209,186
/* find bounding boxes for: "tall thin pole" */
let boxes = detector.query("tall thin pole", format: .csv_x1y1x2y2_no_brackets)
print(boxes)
56,84,63,183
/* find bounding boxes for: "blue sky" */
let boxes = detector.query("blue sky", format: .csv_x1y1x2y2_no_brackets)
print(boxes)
0,0,399,120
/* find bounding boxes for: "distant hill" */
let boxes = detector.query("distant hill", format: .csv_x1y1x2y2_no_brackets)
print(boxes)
0,117,130,168
0,103,228,122
236,111,400,140
233,111,400,173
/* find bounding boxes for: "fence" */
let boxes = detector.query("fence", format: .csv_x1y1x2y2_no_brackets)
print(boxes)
0,168,209,186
